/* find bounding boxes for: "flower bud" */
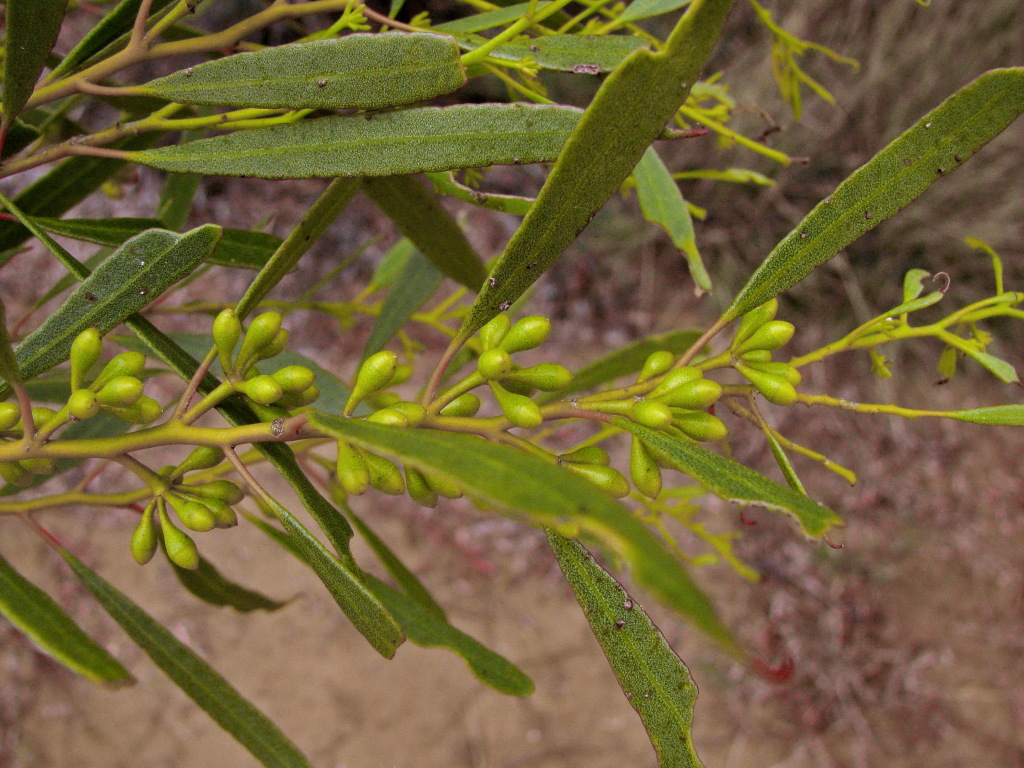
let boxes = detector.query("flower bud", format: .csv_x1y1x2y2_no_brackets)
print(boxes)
422,469,462,499
500,378,534,397
236,311,283,369
277,384,320,409
176,445,226,476
202,498,238,528
391,364,414,387
96,375,144,407
166,493,217,532
405,466,438,508
736,363,798,406
67,389,100,420
367,408,409,427
732,299,778,349
256,328,289,362
501,315,550,354
0,461,32,487
131,507,159,565
238,375,284,406
69,328,103,391
477,348,512,380
390,401,426,427
479,313,511,351
638,351,675,383
734,321,795,355
212,309,242,372
336,441,371,496
22,458,56,475
0,402,20,431
28,407,59,431
490,382,542,429
653,378,722,410
743,361,802,386
345,351,398,415
363,451,406,495
503,363,572,392
92,352,145,390
630,437,662,499
107,396,163,425
563,463,630,498
647,366,702,399
631,400,674,430
672,411,729,442
158,505,199,570
271,365,315,394
440,393,481,417
559,445,610,466
186,480,244,505
739,349,772,363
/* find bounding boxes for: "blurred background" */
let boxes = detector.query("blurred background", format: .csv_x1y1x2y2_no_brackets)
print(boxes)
2,1,1023,767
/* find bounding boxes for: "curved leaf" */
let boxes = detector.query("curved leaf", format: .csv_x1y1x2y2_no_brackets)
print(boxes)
170,556,287,612
141,34,466,110
308,414,737,650
2,0,68,122
723,68,1024,322
0,551,132,684
452,32,647,73
616,419,842,538
59,548,312,768
126,104,584,179
548,532,704,768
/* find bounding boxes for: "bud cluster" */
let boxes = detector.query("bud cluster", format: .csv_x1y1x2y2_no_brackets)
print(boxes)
728,299,801,405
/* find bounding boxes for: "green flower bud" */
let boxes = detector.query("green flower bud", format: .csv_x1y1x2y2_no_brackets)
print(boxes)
255,328,289,362
271,365,315,394
439,393,481,417
0,461,32,487
236,311,283,369
563,463,630,498
736,363,798,405
212,309,242,373
96,375,144,407
67,389,100,420
503,363,572,392
201,498,238,528
501,315,551,354
22,458,56,475
131,506,159,565
500,378,535,397
479,313,511,351
69,328,103,391
734,321,795,355
558,445,610,466
743,361,802,386
166,493,217,533
0,402,20,431
391,364,414,387
238,375,284,406
490,382,542,430
405,466,438,508
158,505,199,570
937,346,958,379
345,351,398,415
366,391,401,410
92,352,145,390
277,384,320,409
390,401,426,427
732,299,778,349
648,366,702,399
367,408,409,427
739,349,773,363
638,350,675,383
106,396,163,425
631,400,674,430
477,348,512,381
336,441,370,496
653,378,722,410
363,451,406,495
630,437,662,499
185,480,244,505
422,469,462,499
176,446,226,476
672,411,729,442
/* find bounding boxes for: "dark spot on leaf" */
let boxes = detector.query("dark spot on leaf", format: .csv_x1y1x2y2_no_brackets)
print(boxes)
615,620,625,629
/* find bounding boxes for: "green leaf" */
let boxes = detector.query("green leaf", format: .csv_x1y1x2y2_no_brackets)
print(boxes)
620,0,695,24
126,104,584,179
548,532,705,768
634,147,709,292
0,550,132,684
361,249,443,362
885,290,944,318
307,414,736,650
723,68,1024,322
0,298,21,385
459,0,735,340
363,176,486,290
435,2,556,33
364,573,533,695
901,268,932,303
537,329,701,403
140,34,466,110
2,0,68,122
958,345,1019,383
965,237,1005,294
2,226,221,393
451,32,647,73
170,556,287,612
58,548,312,768
945,404,1024,426
615,419,843,539
369,237,416,291
1,118,42,160
426,171,534,215
157,172,202,231
762,428,806,494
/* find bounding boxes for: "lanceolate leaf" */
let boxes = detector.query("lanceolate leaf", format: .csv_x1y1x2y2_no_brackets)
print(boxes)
360,249,443,362
723,68,1024,322
140,34,466,110
363,176,486,290
58,548,313,768
619,0,694,23
451,32,647,73
2,226,221,391
2,0,68,123
634,147,709,292
308,414,737,649
126,104,583,179
945,404,1024,426
548,532,705,768
170,556,287,612
364,574,533,695
0,551,132,684
459,0,735,341
616,419,843,538
435,2,555,33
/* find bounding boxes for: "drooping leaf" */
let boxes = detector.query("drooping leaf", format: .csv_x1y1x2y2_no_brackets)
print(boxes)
616,419,842,539
548,532,705,768
434,2,556,33
170,556,287,612
762,428,806,494
619,0,695,24
363,176,486,290
0,550,133,684
140,34,466,110
634,147,709,292
957,345,1019,383
1,226,221,394
459,0,736,341
308,414,737,649
58,548,313,768
361,249,443,362
2,0,69,122
723,68,1024,322
451,32,647,73
126,104,584,179
945,404,1024,426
